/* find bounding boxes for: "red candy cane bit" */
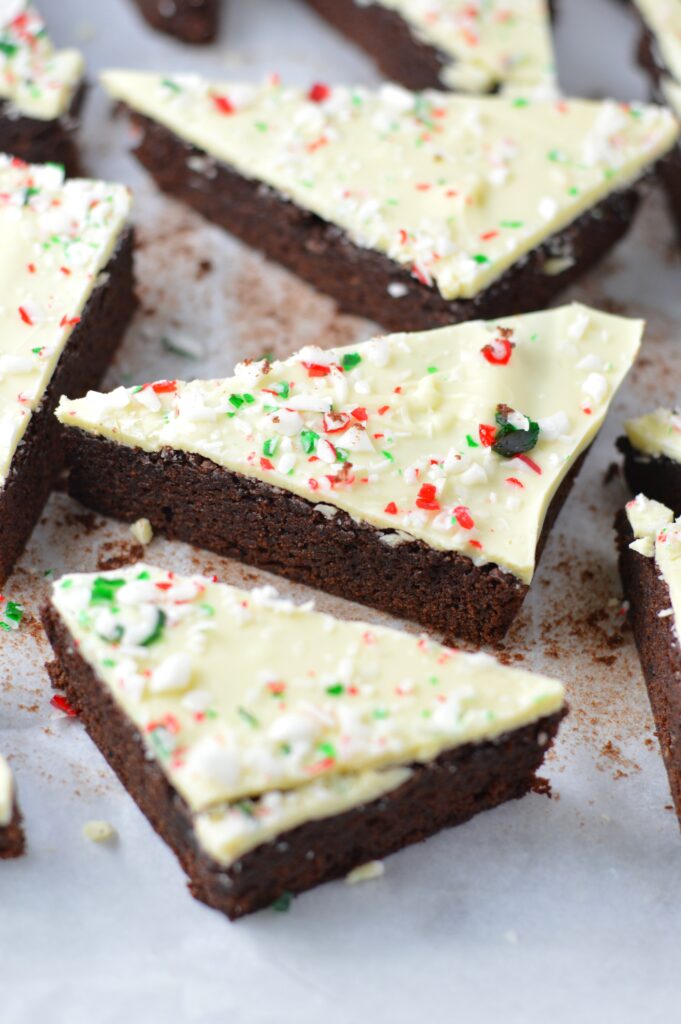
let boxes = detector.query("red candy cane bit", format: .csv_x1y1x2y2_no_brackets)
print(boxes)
514,453,542,475
308,82,330,103
416,483,441,512
469,540,483,550
302,362,332,377
351,407,368,422
212,94,235,115
505,476,524,488
260,457,274,471
479,423,496,447
51,693,78,717
18,306,33,325
308,478,319,491
151,380,178,394
481,326,515,366
60,314,81,327
453,505,475,530
384,501,398,515
322,412,351,434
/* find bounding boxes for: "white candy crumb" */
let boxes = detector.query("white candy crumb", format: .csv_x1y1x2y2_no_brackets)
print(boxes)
130,518,153,546
83,820,116,844
346,860,385,885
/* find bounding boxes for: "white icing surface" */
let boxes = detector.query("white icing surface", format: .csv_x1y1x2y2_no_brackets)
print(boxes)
0,1,83,120
625,407,681,461
0,754,13,827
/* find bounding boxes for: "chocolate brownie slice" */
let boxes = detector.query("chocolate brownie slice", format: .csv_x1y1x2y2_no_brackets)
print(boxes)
100,71,678,333
0,155,135,585
56,304,642,647
617,408,681,515
617,494,681,827
41,563,566,918
631,2,681,241
0,2,85,175
129,0,220,43
0,756,24,859
303,0,557,95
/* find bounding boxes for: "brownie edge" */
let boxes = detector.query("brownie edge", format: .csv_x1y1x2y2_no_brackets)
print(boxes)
130,0,219,43
0,82,86,178
62,429,590,647
617,436,681,516
41,599,566,919
124,109,645,334
616,510,681,827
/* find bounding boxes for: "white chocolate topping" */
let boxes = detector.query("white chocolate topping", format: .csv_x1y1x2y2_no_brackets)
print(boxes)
57,304,642,584
51,564,565,865
625,407,681,462
0,1,84,120
355,0,556,94
0,154,132,488
100,71,679,302
626,495,681,623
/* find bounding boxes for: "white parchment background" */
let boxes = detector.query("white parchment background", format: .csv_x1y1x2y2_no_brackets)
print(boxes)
1,1,680,1021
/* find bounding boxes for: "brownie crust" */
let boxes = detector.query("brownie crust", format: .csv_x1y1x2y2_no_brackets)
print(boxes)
635,22,681,241
0,803,25,860
130,0,219,43
616,511,681,826
41,599,565,919
617,436,681,516
0,228,136,586
63,427,588,647
303,0,556,93
124,108,645,334
0,82,86,177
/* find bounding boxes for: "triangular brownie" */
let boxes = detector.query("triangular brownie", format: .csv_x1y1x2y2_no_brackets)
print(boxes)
57,303,642,645
102,69,677,331
0,2,85,171
0,154,134,584
304,0,557,95
42,562,566,916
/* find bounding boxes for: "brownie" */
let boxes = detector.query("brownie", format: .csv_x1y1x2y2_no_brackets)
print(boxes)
616,510,681,826
130,0,219,42
41,599,566,919
617,436,681,515
0,82,86,177
634,16,681,241
0,229,136,585
0,804,25,860
303,0,557,93
61,426,589,648
120,108,648,335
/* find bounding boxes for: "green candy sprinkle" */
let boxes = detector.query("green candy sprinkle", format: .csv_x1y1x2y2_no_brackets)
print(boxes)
341,352,362,371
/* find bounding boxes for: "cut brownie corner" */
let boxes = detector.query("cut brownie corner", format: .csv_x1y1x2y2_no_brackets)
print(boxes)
616,436,681,516
130,0,220,43
616,506,681,829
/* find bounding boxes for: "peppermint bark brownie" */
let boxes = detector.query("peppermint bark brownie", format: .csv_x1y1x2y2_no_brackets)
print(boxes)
618,409,681,515
0,756,24,858
631,1,681,240
0,2,85,174
41,563,566,918
101,71,678,333
129,0,219,44
57,304,642,646
303,0,556,95
0,155,134,585
617,495,681,826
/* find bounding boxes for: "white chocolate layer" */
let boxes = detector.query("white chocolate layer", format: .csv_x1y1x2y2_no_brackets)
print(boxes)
0,755,14,827
625,408,681,462
0,1,84,120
